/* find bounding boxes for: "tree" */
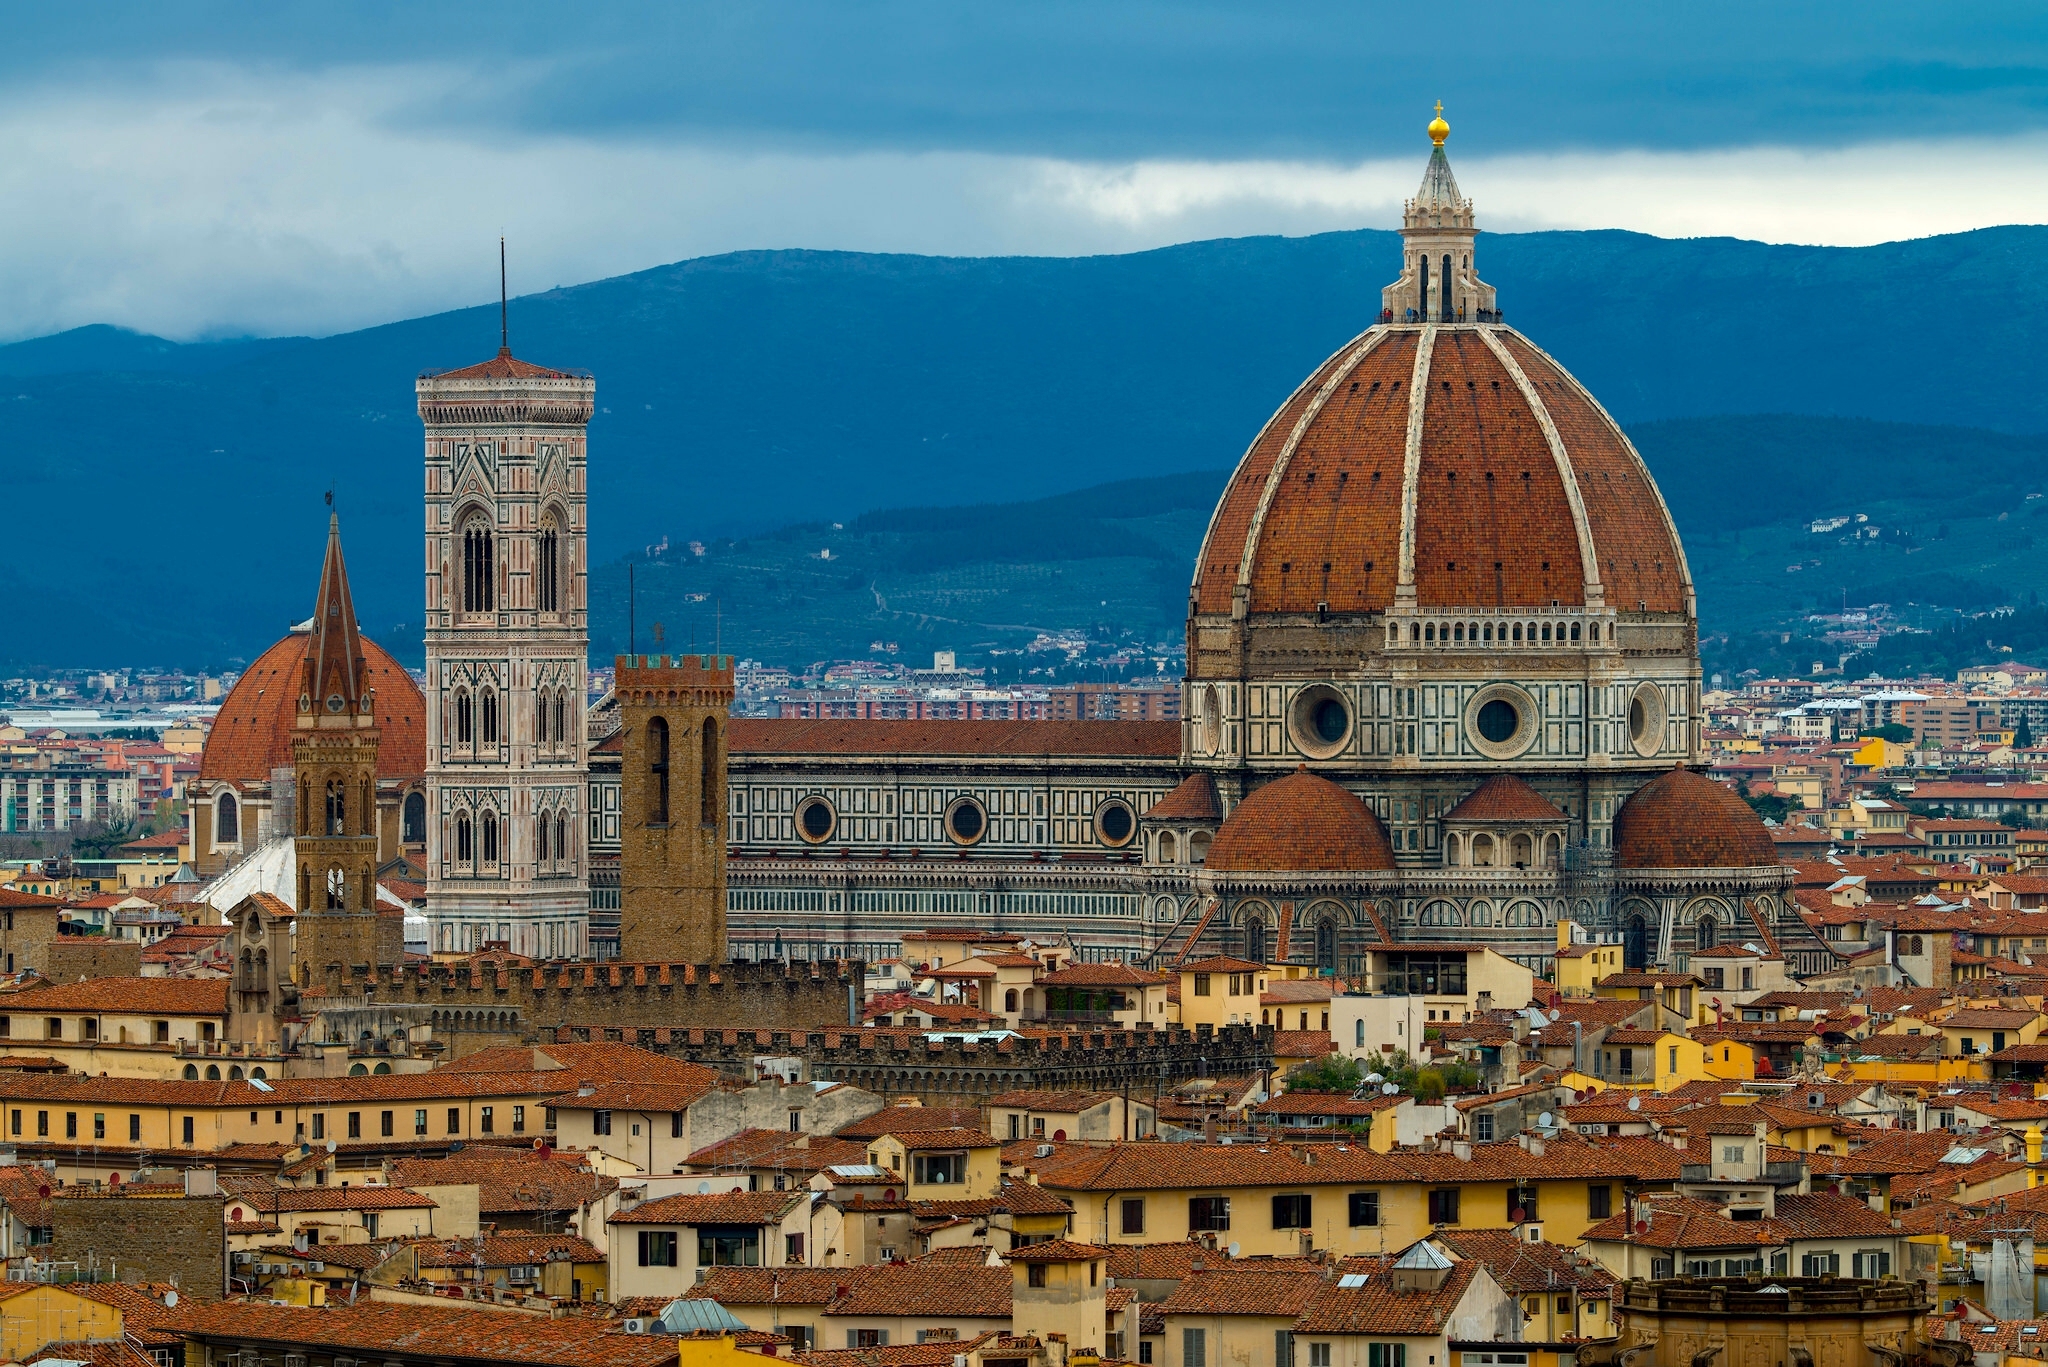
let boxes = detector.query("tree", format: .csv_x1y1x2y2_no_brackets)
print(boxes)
2018,714,2037,749
1859,723,1913,744
1998,807,2033,831
1745,792,1796,822
1284,1053,1363,1094
69,817,136,861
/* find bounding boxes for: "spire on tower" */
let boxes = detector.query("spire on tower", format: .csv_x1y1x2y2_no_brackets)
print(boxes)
305,513,370,716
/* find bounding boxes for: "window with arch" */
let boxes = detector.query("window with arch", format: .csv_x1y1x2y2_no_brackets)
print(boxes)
1445,832,1463,865
537,515,561,613
1589,623,1600,642
481,811,499,865
1158,831,1178,864
325,866,346,910
1005,989,1019,1013
454,813,473,864
1695,915,1718,950
1244,919,1268,964
1469,902,1493,927
461,518,495,613
1503,902,1543,928
555,812,570,869
1570,622,1582,643
403,791,425,843
325,777,347,836
1509,832,1534,867
648,717,670,823
1471,833,1497,867
1315,917,1337,972
1418,901,1462,928
480,689,499,744
553,690,567,749
536,688,551,746
538,809,552,866
701,717,719,825
217,792,238,842
1425,623,1436,642
454,688,473,745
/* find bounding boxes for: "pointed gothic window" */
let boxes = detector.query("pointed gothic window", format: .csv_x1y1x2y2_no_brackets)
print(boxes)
538,517,560,613
462,521,495,613
325,778,346,836
403,792,425,844
700,717,719,826
556,812,570,869
648,717,670,824
325,866,346,910
538,809,551,866
481,812,499,865
454,814,473,865
536,689,550,746
217,793,238,843
554,691,567,749
481,689,499,744
455,689,473,745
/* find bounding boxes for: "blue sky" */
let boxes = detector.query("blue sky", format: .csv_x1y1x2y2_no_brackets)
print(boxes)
5,1,2048,340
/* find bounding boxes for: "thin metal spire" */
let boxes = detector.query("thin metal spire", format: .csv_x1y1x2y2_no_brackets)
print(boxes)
499,237,508,355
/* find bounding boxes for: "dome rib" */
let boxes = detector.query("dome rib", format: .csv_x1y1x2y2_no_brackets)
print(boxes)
1228,327,1387,605
1393,324,1437,605
1477,327,1604,609
1501,331,1695,619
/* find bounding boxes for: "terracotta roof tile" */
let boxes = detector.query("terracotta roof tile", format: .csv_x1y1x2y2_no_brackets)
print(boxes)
1148,773,1223,822
608,1190,800,1226
5,977,226,1015
1443,775,1566,824
1294,1258,1483,1336
160,1300,678,1367
1613,768,1778,870
199,629,424,783
1158,1268,1326,1317
1207,769,1396,874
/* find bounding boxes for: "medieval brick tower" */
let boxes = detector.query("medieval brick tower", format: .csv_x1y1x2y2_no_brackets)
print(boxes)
617,653,731,963
419,345,595,960
293,515,404,974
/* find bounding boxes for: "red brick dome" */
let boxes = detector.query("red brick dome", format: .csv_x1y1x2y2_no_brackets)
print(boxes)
1612,767,1777,870
200,629,425,783
1206,768,1397,873
1192,325,1691,618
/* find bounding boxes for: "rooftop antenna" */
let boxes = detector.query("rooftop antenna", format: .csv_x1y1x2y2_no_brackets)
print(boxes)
499,237,509,355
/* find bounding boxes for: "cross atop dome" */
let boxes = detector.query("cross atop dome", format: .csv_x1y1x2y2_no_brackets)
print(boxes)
1380,104,1499,325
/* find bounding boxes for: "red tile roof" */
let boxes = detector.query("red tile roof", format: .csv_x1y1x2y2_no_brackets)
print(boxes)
1158,1268,1327,1316
1293,1258,1485,1336
1443,775,1566,824
199,628,424,782
5,976,226,1015
1207,769,1396,873
1613,767,1777,869
608,1190,799,1226
1148,773,1223,822
429,348,584,381
161,1299,679,1367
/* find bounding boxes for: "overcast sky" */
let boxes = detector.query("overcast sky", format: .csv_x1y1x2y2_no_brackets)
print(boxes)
6,1,2048,341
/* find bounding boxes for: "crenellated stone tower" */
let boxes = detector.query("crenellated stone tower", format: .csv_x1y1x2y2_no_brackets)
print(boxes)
617,653,732,963
419,346,595,960
293,514,404,975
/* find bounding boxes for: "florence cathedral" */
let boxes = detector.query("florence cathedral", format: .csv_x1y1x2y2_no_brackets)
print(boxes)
186,111,1815,987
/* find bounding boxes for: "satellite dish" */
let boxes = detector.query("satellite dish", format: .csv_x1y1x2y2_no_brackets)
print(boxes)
163,1290,177,1309
698,1181,711,1194
1537,1112,1554,1129
1381,1083,1399,1095
325,1140,337,1153
1628,1096,1641,1112
1227,1242,1240,1258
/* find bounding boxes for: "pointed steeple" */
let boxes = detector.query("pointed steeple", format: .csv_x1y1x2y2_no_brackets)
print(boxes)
304,513,370,718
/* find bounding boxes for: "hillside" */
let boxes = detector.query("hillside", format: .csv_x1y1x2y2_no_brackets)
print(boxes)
8,224,2048,668
595,413,2048,682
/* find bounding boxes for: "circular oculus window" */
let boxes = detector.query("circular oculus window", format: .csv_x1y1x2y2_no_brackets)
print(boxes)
795,796,837,844
1287,683,1353,759
1463,684,1538,759
945,797,987,845
1095,799,1136,847
1628,682,1668,758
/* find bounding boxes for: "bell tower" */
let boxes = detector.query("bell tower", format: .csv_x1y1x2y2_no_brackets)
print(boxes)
616,653,731,963
293,514,401,974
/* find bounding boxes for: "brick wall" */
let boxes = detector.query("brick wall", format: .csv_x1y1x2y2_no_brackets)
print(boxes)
53,1191,225,1298
616,654,732,963
44,938,142,981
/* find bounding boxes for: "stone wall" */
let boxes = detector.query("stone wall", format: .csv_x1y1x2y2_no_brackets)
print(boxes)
537,1020,1278,1105
45,938,143,981
616,654,732,964
52,1190,225,1298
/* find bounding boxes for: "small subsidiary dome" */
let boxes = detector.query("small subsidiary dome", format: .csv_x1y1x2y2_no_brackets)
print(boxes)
1612,767,1778,870
1206,768,1398,873
199,629,425,784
